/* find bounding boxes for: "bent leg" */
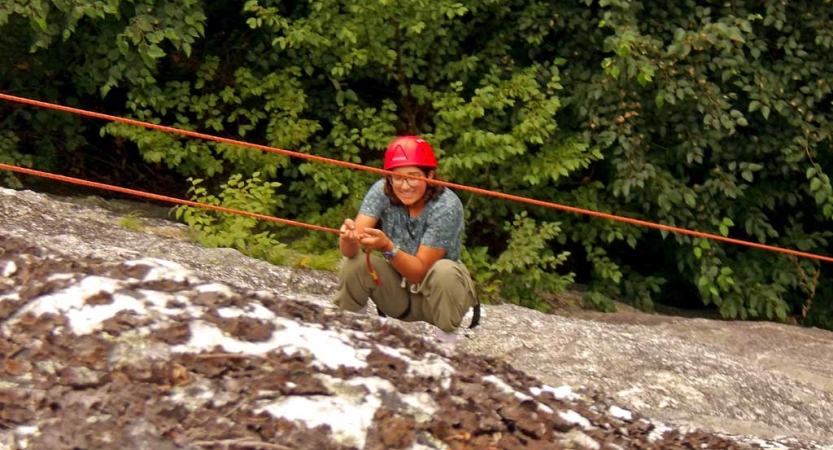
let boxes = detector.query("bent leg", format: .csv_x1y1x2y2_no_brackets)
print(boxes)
419,260,478,332
333,254,411,317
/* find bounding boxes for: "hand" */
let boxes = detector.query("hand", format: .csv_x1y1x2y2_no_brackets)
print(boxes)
359,228,393,252
339,218,359,244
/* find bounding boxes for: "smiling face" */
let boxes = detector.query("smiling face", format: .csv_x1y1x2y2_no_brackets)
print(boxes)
388,166,434,209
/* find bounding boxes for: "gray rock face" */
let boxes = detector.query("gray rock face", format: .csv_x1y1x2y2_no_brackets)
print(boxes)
1,187,832,449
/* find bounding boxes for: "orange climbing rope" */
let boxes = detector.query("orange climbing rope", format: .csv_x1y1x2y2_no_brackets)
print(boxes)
0,161,386,283
0,163,339,235
1,92,832,264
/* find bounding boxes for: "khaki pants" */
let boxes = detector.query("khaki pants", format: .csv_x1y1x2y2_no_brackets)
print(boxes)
334,254,478,332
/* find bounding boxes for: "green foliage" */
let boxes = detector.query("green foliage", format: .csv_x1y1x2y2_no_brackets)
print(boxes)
582,291,618,313
287,248,343,272
3,0,833,330
460,245,500,302
0,130,28,188
175,172,288,265
463,212,574,310
117,211,146,232
803,275,833,330
557,0,833,324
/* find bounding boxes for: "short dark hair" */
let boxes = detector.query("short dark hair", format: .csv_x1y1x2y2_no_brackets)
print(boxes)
383,167,445,207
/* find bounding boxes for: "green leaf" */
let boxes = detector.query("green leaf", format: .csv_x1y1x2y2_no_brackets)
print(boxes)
749,101,761,112
146,45,166,59
33,17,48,32
761,106,771,120
683,192,696,207
810,177,821,191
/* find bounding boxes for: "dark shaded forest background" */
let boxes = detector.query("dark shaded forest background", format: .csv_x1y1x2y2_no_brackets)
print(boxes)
2,0,832,329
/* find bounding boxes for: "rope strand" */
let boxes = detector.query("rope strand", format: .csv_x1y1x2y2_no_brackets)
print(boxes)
1,92,831,264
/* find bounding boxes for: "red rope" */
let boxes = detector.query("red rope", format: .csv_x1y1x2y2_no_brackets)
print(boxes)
0,163,338,235
0,162,388,283
1,92,832,264
366,250,382,286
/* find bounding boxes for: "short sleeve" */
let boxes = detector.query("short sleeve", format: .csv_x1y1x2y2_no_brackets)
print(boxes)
420,192,464,253
357,179,389,219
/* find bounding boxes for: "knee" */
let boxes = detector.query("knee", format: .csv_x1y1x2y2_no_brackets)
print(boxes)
422,260,473,332
424,259,464,288
334,255,368,312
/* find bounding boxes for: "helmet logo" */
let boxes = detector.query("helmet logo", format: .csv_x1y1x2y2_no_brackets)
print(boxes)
390,144,409,162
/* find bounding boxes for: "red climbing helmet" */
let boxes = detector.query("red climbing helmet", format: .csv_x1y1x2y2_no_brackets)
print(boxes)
383,135,438,170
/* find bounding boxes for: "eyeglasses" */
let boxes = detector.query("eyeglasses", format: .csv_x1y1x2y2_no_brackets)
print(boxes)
389,172,426,187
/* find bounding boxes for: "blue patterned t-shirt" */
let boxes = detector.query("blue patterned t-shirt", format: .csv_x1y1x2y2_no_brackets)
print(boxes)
358,179,464,262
